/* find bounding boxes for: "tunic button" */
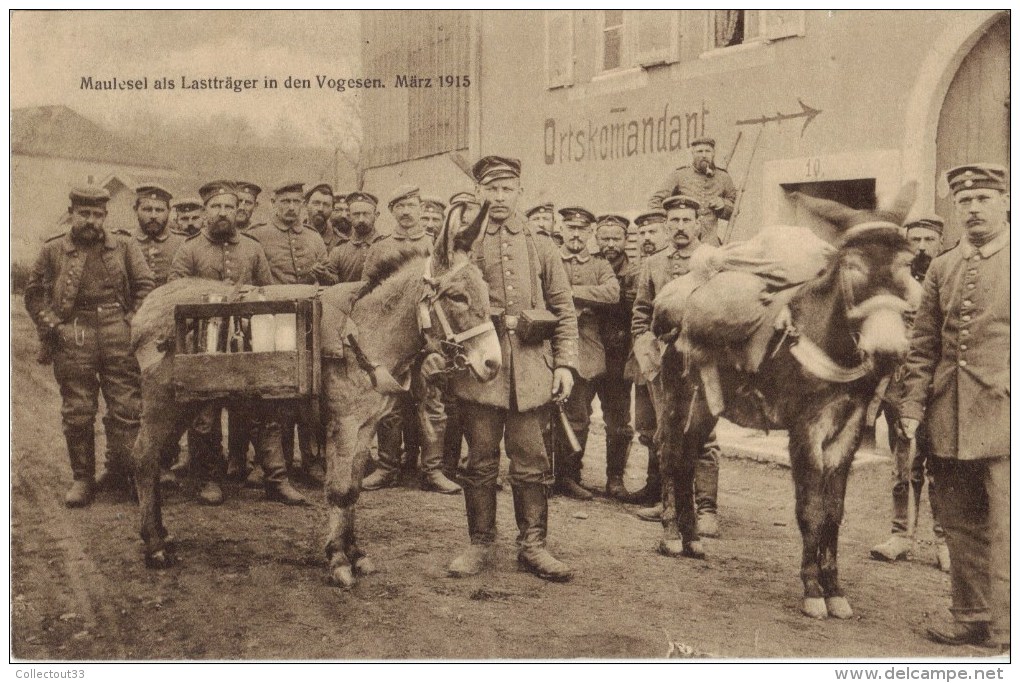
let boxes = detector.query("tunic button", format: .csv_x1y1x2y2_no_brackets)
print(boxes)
963,300,972,306
507,285,514,291
962,315,971,322
505,270,512,276
959,359,967,367
966,283,976,289
961,329,970,337
960,344,968,351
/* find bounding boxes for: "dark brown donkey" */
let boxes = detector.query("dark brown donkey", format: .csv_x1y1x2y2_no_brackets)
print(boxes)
652,187,920,619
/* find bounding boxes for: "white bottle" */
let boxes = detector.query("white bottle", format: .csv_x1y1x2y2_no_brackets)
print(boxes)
274,313,297,352
204,293,226,353
250,290,275,352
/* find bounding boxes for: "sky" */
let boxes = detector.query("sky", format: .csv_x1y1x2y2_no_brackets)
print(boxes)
11,10,364,147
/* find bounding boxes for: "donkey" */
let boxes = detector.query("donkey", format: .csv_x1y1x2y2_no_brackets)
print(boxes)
652,187,921,619
130,205,501,588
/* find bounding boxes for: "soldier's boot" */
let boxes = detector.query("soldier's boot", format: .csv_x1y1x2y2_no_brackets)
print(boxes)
64,428,96,508
622,441,661,505
259,418,307,506
362,415,402,490
514,483,572,582
870,481,913,561
694,445,720,538
605,434,632,500
100,425,138,495
418,409,461,495
553,429,593,500
448,484,497,577
193,424,226,506
226,409,253,482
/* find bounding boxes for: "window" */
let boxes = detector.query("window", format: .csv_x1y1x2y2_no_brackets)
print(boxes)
597,10,679,74
546,10,574,88
602,10,625,71
712,10,761,49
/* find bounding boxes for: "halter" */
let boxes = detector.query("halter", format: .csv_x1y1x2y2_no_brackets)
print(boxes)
418,258,495,371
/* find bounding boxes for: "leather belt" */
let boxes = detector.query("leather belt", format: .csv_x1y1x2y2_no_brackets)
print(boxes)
73,301,122,313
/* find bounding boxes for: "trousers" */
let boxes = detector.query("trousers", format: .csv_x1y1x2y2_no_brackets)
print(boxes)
459,401,553,488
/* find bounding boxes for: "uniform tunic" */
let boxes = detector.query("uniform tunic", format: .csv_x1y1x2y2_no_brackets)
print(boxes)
311,221,348,254
326,230,385,283
362,227,432,282
559,251,619,380
168,229,273,286
648,165,737,246
135,229,186,286
247,216,328,285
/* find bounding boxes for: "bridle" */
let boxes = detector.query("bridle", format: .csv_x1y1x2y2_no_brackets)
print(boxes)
417,257,495,371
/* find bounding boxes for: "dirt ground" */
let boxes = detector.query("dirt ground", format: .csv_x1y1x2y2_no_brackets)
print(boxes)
9,298,988,660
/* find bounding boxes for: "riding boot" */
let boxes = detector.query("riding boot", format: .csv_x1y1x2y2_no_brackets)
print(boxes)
694,440,720,538
605,434,632,499
920,476,951,572
418,390,461,495
622,439,660,505
870,481,914,561
64,427,96,508
363,411,402,490
513,483,572,581
448,484,497,577
554,443,592,500
258,414,306,506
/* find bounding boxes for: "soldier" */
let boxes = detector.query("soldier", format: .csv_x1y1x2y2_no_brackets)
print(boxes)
525,203,556,240
553,207,620,500
133,185,184,287
172,197,204,238
25,185,155,507
330,192,353,243
447,155,579,582
899,164,1010,650
870,215,949,570
593,213,640,500
168,181,306,507
234,181,261,232
362,185,433,278
326,191,384,283
630,195,722,538
419,196,446,239
622,209,668,505
305,182,346,255
649,137,737,246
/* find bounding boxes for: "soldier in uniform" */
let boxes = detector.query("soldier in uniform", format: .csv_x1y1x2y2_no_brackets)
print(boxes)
447,156,579,582
553,207,620,500
168,181,306,507
526,203,556,240
419,196,446,239
234,181,261,232
898,164,1010,651
622,209,668,505
326,191,385,283
172,197,204,238
630,195,722,538
330,192,353,243
870,215,949,570
305,182,346,255
593,213,640,500
133,185,184,287
649,137,737,247
25,186,155,507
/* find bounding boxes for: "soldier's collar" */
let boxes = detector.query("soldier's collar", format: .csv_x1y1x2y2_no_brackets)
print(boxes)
135,228,170,243
668,243,700,259
273,215,303,233
203,228,239,245
64,229,113,252
561,250,591,264
963,228,1009,259
351,229,381,246
486,214,523,235
392,226,427,241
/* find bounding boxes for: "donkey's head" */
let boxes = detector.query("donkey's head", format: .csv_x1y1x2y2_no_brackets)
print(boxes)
421,200,501,382
792,183,922,366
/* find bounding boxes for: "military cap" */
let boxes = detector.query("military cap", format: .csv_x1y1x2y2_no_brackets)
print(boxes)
420,196,446,213
689,136,716,148
596,214,630,230
448,191,478,206
346,191,379,207
472,155,522,185
904,215,945,236
387,184,420,209
272,180,305,195
235,181,262,198
69,185,111,207
634,209,667,227
557,206,596,226
333,192,348,203
173,196,204,212
199,180,239,203
526,203,555,218
946,163,1008,195
662,194,702,212
305,183,334,201
135,184,172,204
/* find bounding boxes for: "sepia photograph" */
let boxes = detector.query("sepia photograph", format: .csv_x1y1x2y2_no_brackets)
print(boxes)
8,8,1011,667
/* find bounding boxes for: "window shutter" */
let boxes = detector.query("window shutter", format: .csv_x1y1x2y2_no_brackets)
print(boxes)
546,11,574,89
629,10,678,66
761,10,805,41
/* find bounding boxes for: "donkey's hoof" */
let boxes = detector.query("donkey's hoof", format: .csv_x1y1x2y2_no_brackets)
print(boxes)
682,541,706,560
353,556,376,576
145,550,174,570
802,597,828,619
826,596,854,619
658,539,685,557
330,564,357,589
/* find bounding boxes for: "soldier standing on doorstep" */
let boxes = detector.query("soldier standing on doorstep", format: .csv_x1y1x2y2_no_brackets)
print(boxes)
648,137,737,247
630,196,722,538
870,215,949,571
621,209,668,506
552,207,619,500
899,164,1010,651
447,156,579,582
26,186,155,507
592,213,640,500
169,181,306,506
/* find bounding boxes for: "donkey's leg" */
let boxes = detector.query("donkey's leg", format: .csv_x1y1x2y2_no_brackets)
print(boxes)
345,422,377,577
323,407,362,588
789,428,828,619
819,410,865,618
651,373,684,557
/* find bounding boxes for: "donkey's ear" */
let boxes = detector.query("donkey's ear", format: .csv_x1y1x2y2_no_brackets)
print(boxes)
788,190,868,231
453,201,489,254
431,208,457,274
875,181,918,227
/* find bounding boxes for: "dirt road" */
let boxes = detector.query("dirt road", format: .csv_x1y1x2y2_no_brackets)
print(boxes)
10,299,981,660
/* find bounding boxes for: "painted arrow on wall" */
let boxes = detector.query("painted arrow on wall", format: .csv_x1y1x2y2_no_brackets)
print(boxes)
735,99,822,136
